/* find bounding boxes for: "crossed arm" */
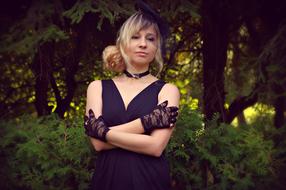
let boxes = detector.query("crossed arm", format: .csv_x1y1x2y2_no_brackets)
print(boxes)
85,80,180,157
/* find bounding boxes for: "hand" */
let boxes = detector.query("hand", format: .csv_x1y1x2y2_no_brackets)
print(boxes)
84,109,110,142
140,100,179,133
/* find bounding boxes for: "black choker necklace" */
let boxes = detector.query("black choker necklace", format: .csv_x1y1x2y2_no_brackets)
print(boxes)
123,70,150,79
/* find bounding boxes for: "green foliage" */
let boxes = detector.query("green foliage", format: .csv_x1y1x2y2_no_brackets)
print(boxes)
0,114,94,190
63,0,100,24
0,55,35,118
63,0,134,30
39,25,69,43
167,105,273,190
2,25,68,56
161,0,201,19
0,2,69,56
0,1,284,189
0,106,281,190
248,113,286,190
256,23,286,102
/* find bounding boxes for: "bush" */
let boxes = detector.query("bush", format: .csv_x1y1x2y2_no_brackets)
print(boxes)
0,114,94,190
0,107,278,190
249,113,286,190
166,105,273,190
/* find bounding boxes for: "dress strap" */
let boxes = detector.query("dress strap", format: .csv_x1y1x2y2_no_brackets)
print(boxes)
152,80,166,94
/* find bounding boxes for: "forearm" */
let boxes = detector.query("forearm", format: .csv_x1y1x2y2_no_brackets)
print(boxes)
89,118,144,152
110,118,145,134
106,131,157,156
90,137,116,151
106,128,173,157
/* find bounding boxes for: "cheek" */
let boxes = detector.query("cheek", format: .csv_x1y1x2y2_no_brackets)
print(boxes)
150,44,158,56
128,41,136,48
123,44,132,55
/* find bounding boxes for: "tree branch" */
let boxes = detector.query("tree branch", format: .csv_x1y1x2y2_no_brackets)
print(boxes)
225,83,259,123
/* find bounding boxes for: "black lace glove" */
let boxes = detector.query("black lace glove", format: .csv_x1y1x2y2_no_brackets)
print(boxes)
140,100,179,133
84,109,110,142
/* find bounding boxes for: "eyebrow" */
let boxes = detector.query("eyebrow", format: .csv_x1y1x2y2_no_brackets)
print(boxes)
132,30,157,37
132,32,157,38
146,33,156,36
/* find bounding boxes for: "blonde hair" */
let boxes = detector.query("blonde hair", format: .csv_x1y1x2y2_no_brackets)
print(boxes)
102,45,125,71
102,12,164,75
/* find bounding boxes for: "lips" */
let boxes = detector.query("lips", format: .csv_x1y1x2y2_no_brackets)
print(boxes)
135,51,148,56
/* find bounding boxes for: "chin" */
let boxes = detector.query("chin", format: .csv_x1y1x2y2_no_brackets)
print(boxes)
132,58,153,65
132,61,150,66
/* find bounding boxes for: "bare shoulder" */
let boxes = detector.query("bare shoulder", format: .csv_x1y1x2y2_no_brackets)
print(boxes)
161,82,180,96
86,80,102,96
86,80,103,116
159,82,180,106
87,80,101,91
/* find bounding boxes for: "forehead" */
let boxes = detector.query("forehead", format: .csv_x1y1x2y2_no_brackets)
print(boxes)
135,25,157,35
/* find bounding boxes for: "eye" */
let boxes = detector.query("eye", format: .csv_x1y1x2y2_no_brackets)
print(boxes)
131,35,139,39
147,37,155,42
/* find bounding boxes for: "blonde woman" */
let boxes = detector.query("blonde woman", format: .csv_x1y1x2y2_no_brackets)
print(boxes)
84,2,180,189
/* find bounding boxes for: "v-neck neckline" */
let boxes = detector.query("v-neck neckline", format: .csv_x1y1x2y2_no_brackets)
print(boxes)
110,79,160,112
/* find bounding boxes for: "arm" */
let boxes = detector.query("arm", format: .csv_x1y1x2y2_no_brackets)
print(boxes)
86,80,116,151
111,119,144,133
105,83,180,157
86,81,145,151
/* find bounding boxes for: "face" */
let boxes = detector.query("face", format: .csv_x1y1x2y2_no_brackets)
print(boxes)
124,25,158,67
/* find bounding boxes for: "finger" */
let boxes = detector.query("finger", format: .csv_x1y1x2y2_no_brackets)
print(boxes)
169,117,177,123
84,116,89,126
98,116,104,121
168,106,179,112
158,100,168,108
84,125,89,132
84,115,89,122
88,109,96,119
171,112,178,117
166,107,178,114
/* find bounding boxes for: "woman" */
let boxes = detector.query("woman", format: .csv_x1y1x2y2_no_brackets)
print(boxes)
84,3,180,190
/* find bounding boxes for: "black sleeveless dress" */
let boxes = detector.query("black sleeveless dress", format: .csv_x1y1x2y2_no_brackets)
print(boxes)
90,79,171,190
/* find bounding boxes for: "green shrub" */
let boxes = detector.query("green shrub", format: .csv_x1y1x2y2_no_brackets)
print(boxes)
0,114,94,190
0,107,278,190
249,114,286,190
167,105,273,190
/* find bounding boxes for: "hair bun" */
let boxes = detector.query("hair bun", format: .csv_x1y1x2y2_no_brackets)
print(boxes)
102,45,125,72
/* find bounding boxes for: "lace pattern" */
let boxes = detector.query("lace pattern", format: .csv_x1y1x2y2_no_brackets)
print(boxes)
141,101,178,133
84,109,109,141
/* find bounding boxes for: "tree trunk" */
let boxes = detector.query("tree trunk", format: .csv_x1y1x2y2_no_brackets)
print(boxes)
273,84,285,128
32,43,54,116
201,0,230,187
231,39,247,125
202,0,229,123
53,13,95,118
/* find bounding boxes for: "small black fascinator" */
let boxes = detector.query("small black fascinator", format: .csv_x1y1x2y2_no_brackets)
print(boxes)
135,0,170,59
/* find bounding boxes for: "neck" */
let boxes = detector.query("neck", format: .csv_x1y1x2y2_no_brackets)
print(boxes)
125,65,149,74
123,69,150,79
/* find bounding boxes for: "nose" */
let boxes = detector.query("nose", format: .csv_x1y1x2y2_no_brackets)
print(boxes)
139,38,147,48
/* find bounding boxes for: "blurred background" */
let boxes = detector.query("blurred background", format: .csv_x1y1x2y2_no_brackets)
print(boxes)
0,0,285,189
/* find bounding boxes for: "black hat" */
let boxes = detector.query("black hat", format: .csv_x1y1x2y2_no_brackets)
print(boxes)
136,0,170,59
